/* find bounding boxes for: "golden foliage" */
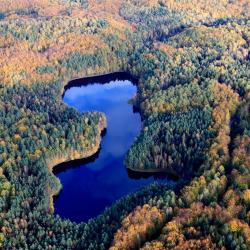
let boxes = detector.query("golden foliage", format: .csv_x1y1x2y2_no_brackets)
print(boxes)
47,34,106,61
228,219,250,247
0,0,71,17
110,204,165,250
233,135,250,169
161,0,250,21
144,203,231,249
141,241,165,250
154,42,184,58
88,0,122,15
171,237,217,250
243,189,250,205
0,44,50,85
0,0,132,86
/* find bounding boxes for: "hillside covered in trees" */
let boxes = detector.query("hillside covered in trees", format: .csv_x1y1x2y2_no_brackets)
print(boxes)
0,0,249,249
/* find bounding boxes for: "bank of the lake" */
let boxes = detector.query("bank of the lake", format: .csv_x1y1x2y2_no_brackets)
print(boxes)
52,74,170,222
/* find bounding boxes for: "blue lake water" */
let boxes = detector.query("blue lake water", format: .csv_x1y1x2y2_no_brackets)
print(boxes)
54,77,164,223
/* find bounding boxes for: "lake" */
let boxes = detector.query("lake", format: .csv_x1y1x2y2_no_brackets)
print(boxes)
54,73,166,223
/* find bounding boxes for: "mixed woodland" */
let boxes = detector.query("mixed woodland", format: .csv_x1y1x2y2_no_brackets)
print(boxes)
0,0,249,249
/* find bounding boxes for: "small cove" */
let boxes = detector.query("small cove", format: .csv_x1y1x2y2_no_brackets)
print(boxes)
54,73,169,223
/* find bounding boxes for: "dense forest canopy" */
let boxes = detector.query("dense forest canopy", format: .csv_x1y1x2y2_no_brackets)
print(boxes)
0,0,249,249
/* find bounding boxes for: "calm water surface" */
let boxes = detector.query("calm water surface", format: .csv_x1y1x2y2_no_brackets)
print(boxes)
54,78,161,222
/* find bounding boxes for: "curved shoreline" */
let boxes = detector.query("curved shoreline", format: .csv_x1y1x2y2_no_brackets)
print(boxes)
48,71,138,213
47,115,107,213
59,71,138,97
127,166,180,179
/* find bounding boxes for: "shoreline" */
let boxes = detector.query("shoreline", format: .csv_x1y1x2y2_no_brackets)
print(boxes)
59,70,138,97
47,71,152,214
126,166,180,178
48,70,137,214
47,115,107,213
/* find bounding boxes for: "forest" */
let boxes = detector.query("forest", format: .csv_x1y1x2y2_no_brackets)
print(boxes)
0,0,249,249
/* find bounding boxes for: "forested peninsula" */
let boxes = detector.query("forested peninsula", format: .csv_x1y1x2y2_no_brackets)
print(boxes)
0,1,249,249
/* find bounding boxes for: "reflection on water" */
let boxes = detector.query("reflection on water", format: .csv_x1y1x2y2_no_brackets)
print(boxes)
54,78,168,223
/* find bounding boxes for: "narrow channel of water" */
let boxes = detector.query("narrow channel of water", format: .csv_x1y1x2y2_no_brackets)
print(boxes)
54,75,167,222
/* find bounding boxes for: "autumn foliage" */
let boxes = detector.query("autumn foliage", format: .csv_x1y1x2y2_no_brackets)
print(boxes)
0,0,249,249
110,204,166,250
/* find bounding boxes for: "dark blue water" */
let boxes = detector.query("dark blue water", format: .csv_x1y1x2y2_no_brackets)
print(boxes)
54,78,163,223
